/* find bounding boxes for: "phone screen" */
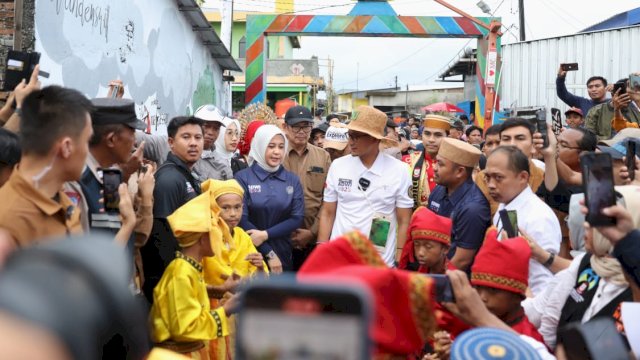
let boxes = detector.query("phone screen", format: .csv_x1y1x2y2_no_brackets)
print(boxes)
507,210,518,234
102,169,122,212
627,140,637,181
237,282,369,360
581,153,616,226
499,209,518,238
3,51,40,91
630,74,640,93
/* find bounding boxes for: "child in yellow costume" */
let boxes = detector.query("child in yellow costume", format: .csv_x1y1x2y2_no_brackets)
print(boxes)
149,189,235,360
201,179,268,360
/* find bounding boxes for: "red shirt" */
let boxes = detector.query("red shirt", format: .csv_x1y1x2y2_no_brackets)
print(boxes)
508,309,545,345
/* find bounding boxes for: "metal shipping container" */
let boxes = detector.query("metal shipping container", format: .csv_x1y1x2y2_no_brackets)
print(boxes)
500,25,640,117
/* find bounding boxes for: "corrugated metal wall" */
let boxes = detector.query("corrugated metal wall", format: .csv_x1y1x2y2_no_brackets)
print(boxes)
501,25,640,115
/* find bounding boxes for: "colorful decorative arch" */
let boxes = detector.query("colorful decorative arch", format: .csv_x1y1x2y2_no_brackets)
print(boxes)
244,1,501,127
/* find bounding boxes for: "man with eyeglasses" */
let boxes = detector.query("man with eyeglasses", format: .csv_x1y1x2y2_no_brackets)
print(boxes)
282,105,331,270
403,115,451,209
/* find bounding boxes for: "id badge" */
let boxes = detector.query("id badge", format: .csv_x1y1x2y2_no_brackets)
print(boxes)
369,212,391,251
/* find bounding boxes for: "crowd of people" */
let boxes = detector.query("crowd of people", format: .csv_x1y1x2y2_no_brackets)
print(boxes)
0,63,638,360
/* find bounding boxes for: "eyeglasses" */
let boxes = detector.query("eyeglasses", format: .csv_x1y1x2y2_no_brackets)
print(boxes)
290,125,313,134
347,131,369,141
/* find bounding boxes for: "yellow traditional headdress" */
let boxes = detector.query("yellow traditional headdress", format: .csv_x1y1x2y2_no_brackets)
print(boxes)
203,178,245,199
166,182,230,257
201,179,255,285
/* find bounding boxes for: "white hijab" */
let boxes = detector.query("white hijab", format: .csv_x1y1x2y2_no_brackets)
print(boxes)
214,117,241,166
248,125,289,173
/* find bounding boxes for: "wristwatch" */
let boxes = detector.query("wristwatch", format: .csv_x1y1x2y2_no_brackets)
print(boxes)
266,250,277,261
543,252,555,268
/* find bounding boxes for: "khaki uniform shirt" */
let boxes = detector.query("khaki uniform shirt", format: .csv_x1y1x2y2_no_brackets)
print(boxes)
0,169,82,247
283,143,331,235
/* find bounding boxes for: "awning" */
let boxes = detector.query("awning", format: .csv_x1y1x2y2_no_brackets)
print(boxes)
232,84,309,93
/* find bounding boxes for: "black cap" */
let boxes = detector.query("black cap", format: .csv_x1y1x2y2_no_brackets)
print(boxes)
326,114,339,122
313,123,330,134
386,118,398,128
452,120,464,130
284,105,314,126
91,98,147,131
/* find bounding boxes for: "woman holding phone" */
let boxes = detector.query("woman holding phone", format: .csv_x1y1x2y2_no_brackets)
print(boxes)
234,125,304,272
522,185,639,350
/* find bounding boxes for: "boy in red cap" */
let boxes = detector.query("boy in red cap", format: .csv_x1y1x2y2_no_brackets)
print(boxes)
399,207,454,274
470,227,544,343
399,207,469,355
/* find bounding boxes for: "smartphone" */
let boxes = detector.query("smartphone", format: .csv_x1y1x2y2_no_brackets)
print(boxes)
499,209,518,238
580,152,616,226
558,318,629,360
630,74,640,93
3,51,41,91
536,109,548,148
561,63,579,71
102,168,122,212
236,277,370,360
613,79,627,95
626,140,637,181
427,274,455,303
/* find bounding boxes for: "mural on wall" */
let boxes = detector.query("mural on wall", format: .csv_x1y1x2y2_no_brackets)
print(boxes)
191,66,217,114
35,0,224,134
135,93,169,134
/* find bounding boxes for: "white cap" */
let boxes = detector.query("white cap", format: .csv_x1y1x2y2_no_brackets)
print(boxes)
324,125,349,151
194,104,226,124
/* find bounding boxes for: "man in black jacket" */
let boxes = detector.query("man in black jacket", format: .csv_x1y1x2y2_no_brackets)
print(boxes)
141,116,204,302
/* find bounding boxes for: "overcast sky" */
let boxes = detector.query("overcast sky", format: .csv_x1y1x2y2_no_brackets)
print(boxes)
203,0,639,91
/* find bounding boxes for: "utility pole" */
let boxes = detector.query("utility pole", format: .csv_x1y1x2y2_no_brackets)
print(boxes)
405,84,409,111
326,57,334,112
394,75,398,90
518,0,525,41
356,62,359,93
221,0,234,114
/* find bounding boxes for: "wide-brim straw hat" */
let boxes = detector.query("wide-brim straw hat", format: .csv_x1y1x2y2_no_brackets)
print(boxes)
347,105,387,140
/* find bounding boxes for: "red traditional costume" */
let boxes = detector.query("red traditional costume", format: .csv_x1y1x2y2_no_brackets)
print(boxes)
471,227,544,344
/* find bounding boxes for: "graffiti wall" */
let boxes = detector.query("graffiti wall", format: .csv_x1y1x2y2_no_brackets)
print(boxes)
35,0,225,135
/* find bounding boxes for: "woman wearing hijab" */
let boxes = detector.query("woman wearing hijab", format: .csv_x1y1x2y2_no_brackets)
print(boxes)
234,125,304,272
215,118,247,175
522,185,640,350
238,120,264,163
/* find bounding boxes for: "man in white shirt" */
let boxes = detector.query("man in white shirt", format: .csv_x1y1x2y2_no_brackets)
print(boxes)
476,118,546,216
483,146,561,296
318,106,413,267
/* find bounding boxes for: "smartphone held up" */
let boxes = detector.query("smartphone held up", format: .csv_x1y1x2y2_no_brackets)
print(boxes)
560,63,579,72
101,168,122,213
580,152,617,226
